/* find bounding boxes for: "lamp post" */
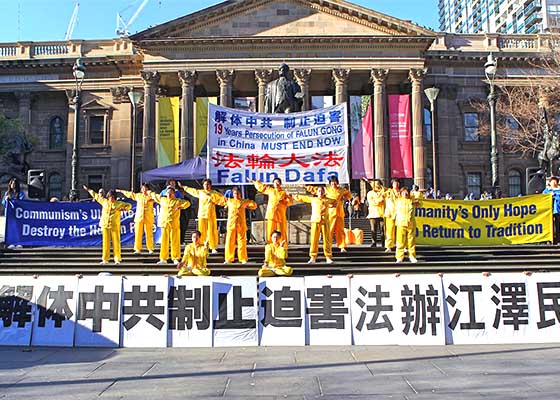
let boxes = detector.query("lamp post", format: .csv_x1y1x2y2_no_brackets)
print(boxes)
128,89,142,191
69,58,86,201
424,86,440,193
484,53,499,194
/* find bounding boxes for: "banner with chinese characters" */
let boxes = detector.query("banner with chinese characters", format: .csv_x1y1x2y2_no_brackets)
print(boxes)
2,273,560,347
388,94,412,178
207,103,349,185
416,195,552,246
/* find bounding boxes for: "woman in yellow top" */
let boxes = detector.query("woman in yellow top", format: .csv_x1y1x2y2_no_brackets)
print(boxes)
83,185,132,265
149,187,191,264
258,230,293,277
383,179,400,252
177,230,211,276
118,183,155,255
395,187,418,264
306,176,351,253
180,179,222,254
215,187,257,264
364,178,386,248
252,178,293,243
293,186,337,264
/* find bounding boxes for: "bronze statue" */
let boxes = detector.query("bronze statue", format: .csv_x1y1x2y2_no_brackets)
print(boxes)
264,64,303,113
537,104,560,175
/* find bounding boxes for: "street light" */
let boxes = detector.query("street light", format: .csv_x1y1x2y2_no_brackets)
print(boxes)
484,53,499,194
69,58,86,201
128,89,142,191
424,86,440,193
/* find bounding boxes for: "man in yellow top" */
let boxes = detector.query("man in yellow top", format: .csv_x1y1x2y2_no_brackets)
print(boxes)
118,183,155,255
258,230,293,277
83,185,132,265
177,230,211,276
215,187,257,264
364,178,386,248
384,179,400,253
395,187,418,264
293,186,336,264
252,178,293,243
149,187,191,265
410,184,424,200
179,179,222,254
305,176,351,253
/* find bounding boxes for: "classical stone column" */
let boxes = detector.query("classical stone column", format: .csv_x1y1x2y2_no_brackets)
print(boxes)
178,70,197,161
294,68,312,111
332,69,350,105
216,70,235,108
140,71,160,172
255,69,273,113
371,69,388,183
409,68,427,189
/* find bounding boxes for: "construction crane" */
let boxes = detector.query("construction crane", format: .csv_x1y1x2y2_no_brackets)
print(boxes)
65,2,79,40
116,0,151,37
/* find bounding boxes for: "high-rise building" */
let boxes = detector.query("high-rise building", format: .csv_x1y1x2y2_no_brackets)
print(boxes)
439,0,560,33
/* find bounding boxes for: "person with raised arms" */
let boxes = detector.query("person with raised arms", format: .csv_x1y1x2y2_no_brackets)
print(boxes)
251,177,293,243
384,179,401,253
118,183,155,255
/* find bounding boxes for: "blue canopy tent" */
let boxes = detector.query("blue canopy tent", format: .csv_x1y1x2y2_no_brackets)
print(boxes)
141,156,207,182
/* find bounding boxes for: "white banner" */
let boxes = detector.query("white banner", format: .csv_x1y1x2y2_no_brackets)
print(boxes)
207,103,349,185
75,276,122,348
304,276,351,345
0,277,35,346
212,277,258,347
168,276,213,347
258,277,305,346
31,276,78,347
528,272,560,343
121,276,168,348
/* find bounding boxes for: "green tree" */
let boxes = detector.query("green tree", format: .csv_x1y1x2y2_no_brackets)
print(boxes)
0,112,38,175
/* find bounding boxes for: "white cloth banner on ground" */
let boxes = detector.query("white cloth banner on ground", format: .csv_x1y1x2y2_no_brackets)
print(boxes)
304,276,351,345
212,277,258,347
121,276,168,348
207,103,349,185
168,276,213,347
258,277,305,346
0,277,36,346
31,276,78,347
75,276,122,348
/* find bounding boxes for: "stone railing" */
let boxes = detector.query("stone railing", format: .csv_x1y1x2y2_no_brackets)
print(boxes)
429,33,555,53
0,39,134,60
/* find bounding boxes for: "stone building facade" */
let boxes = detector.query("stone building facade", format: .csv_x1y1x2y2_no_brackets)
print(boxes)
0,0,549,200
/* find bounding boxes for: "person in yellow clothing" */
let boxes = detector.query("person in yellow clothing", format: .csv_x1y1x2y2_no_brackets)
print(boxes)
305,176,351,253
384,179,400,252
83,185,132,265
118,183,155,255
177,230,211,276
364,178,386,248
180,179,222,254
252,178,293,243
215,187,257,264
410,184,424,200
149,187,191,264
293,186,337,264
258,230,293,277
395,187,418,264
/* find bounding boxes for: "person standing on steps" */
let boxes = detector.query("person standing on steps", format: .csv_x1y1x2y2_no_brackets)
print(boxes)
118,183,155,255
251,178,293,244
364,178,385,248
384,179,400,253
395,187,418,264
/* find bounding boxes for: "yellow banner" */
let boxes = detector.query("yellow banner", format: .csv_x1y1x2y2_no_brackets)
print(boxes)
157,97,180,167
195,97,217,156
416,194,552,245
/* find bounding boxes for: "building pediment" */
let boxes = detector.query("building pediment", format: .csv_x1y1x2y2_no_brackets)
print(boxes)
131,0,434,41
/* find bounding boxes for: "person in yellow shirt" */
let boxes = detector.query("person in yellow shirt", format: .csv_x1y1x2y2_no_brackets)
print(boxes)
149,187,191,264
395,187,418,263
384,179,400,252
118,183,155,255
306,176,351,253
258,230,293,277
83,185,132,265
410,184,424,200
180,179,222,254
177,230,211,276
293,186,337,264
364,178,386,248
215,187,257,264
252,178,293,243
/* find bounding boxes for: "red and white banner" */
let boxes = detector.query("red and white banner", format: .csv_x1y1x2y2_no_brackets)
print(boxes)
350,96,374,179
388,94,412,178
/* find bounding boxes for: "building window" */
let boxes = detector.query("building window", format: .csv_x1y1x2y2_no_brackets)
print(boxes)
49,116,65,149
508,170,522,197
464,112,479,142
87,175,103,192
424,108,432,142
88,115,105,145
426,167,433,190
48,173,62,200
466,173,482,198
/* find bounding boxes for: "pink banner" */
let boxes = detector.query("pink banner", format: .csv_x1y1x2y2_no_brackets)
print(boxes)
351,98,373,179
388,94,412,178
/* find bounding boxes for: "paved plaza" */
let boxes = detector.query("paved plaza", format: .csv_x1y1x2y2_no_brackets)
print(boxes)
0,343,558,399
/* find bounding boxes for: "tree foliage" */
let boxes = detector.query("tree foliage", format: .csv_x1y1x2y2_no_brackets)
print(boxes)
0,111,38,175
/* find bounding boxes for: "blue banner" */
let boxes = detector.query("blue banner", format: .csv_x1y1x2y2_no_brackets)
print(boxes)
4,199,161,247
